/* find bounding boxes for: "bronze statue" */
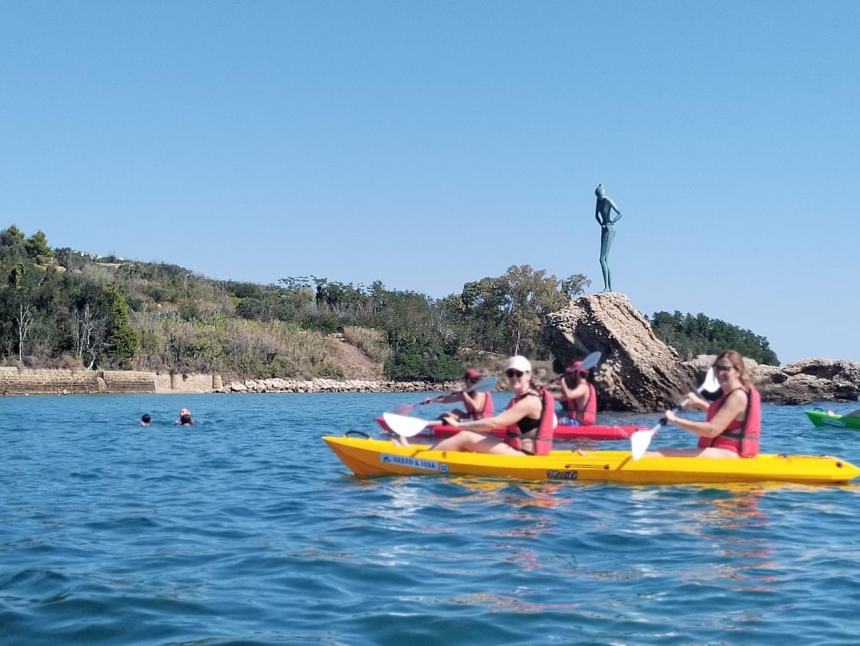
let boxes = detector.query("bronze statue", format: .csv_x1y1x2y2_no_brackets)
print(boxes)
594,184,622,292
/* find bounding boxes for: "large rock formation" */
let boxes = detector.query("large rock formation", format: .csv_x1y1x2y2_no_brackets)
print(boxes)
688,355,860,404
543,293,696,411
544,293,860,411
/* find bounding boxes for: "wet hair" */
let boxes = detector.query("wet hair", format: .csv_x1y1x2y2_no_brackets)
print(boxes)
179,414,193,425
141,414,151,424
714,350,751,387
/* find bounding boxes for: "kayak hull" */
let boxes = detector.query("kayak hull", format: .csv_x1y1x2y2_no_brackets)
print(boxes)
324,436,860,484
805,410,860,430
375,416,641,440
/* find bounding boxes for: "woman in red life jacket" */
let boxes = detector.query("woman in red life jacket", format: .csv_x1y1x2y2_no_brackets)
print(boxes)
558,360,597,426
404,355,554,455
421,368,494,421
648,350,761,458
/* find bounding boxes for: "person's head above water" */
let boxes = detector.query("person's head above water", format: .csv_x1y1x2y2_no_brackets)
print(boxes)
179,408,193,425
140,413,151,426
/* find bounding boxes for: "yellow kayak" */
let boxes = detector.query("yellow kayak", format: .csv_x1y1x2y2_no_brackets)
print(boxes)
323,436,860,485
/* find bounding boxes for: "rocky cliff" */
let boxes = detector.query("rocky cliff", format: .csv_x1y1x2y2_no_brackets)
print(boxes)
544,293,860,411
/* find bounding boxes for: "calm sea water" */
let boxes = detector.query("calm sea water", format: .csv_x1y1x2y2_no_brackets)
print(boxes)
2,392,860,645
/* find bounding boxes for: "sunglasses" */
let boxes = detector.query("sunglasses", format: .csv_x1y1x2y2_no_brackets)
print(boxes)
505,369,525,378
714,364,734,373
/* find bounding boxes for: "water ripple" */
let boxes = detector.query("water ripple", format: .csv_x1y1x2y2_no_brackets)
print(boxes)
3,395,860,643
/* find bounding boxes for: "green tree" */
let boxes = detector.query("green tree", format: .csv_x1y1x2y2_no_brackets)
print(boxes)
104,285,139,366
560,273,591,299
452,265,575,358
650,310,779,365
1,225,25,243
504,265,570,355
5,262,39,361
25,230,52,260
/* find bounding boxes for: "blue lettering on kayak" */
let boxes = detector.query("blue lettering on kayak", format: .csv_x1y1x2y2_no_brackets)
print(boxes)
547,470,579,480
381,454,442,472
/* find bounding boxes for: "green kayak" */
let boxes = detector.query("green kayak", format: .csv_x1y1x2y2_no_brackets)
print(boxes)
805,409,860,430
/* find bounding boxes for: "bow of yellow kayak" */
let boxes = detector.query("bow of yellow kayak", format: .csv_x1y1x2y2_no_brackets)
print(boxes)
323,436,860,485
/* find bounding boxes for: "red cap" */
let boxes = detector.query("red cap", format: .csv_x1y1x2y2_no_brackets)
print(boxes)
464,368,481,381
565,360,587,375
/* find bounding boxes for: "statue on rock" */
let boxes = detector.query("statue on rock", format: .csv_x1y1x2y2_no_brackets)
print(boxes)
594,184,623,292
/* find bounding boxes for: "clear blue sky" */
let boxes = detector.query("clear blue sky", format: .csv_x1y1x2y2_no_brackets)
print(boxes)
2,1,858,364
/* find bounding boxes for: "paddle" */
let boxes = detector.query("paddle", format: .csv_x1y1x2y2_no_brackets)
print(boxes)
629,368,721,461
394,375,497,415
561,330,592,355
382,412,438,438
558,350,602,382
385,352,602,438
566,350,601,375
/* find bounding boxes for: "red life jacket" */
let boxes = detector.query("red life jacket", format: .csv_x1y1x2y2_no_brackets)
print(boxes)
565,382,597,425
464,391,494,420
697,386,761,457
505,388,556,456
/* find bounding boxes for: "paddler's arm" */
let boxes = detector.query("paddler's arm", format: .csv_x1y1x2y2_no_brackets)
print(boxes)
559,377,573,400
682,391,710,411
442,396,540,433
559,379,587,402
460,389,481,411
665,390,748,439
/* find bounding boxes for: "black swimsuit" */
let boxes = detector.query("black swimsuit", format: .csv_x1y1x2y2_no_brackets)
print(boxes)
515,392,542,434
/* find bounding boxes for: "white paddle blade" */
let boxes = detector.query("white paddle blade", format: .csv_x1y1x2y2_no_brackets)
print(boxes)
698,368,720,395
562,331,591,354
382,412,432,437
630,426,658,461
630,368,720,460
579,351,602,371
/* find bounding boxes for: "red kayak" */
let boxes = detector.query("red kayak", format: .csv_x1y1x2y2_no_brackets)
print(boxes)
375,416,642,441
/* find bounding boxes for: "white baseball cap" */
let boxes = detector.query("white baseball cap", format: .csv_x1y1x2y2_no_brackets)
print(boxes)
504,355,532,373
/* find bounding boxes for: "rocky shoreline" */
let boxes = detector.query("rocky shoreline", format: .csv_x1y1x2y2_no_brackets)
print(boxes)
218,377,459,394
0,365,459,396
3,292,858,407
3,362,856,408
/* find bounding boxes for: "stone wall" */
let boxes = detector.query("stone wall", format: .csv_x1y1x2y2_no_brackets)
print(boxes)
102,371,157,393
167,373,218,393
0,368,102,394
1,368,459,396
155,374,172,392
0,367,220,395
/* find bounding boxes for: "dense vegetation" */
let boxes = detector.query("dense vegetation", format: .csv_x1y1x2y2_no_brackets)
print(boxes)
650,311,779,365
0,225,779,379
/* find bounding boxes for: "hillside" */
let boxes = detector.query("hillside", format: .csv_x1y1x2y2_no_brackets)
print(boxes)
0,225,778,380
